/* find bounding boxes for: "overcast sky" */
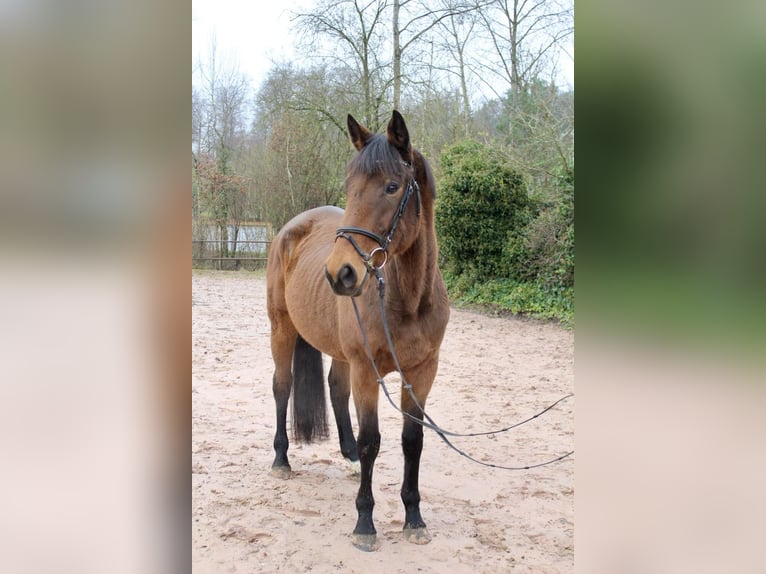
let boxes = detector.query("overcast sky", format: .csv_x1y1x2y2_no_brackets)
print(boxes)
192,0,307,90
192,0,573,95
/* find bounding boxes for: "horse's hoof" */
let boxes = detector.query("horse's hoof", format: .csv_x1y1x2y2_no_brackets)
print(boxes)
403,526,432,545
351,533,379,552
269,465,292,479
345,458,361,477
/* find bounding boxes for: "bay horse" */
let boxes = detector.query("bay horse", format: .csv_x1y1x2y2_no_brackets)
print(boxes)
266,110,449,551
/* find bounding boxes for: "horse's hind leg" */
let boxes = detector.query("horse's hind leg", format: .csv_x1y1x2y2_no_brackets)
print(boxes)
270,319,297,478
400,358,438,544
328,360,359,473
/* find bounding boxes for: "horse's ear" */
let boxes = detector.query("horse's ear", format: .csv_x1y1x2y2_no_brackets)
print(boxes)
347,114,373,151
386,110,411,159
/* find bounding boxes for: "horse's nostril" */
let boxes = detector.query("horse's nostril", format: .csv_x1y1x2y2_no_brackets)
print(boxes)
338,264,357,289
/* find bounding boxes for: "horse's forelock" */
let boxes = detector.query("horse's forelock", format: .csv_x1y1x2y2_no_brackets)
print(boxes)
349,134,408,180
348,135,436,200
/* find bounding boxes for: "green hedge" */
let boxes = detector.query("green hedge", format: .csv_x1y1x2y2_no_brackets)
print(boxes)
435,142,574,324
435,141,533,277
514,166,574,289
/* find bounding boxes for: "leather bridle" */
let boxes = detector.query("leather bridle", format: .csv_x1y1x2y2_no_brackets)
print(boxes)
335,161,421,274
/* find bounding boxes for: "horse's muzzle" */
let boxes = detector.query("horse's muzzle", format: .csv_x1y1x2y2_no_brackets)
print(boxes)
324,263,366,297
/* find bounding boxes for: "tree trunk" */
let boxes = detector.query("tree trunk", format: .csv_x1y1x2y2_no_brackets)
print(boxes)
393,0,401,111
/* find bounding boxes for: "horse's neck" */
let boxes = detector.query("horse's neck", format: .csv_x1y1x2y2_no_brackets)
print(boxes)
388,220,438,317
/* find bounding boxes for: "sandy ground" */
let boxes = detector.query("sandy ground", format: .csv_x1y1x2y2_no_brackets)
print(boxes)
192,270,574,573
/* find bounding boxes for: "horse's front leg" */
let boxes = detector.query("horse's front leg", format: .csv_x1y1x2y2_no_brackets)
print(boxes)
349,362,380,551
400,357,438,544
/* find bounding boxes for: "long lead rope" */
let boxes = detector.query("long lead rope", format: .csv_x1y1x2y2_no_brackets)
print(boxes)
350,271,574,471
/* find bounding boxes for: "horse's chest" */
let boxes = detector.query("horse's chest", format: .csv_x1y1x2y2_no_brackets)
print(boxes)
381,312,446,368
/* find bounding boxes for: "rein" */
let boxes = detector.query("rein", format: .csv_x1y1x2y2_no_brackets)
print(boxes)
350,273,574,470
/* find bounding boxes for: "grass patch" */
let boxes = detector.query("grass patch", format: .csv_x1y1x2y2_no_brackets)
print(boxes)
443,270,573,327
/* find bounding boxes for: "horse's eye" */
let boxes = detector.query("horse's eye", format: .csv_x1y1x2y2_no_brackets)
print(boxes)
385,182,400,195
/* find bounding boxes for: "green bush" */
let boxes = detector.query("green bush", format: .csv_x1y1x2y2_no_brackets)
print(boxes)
507,166,574,288
435,143,574,325
435,141,532,277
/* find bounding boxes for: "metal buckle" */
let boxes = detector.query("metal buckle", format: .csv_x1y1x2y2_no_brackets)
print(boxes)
367,247,388,270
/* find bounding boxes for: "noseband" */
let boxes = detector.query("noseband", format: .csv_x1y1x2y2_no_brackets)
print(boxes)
335,161,421,273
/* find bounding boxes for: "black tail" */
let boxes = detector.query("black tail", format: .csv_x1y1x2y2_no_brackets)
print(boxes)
291,335,329,443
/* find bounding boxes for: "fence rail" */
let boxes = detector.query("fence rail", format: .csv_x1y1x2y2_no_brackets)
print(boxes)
192,239,272,264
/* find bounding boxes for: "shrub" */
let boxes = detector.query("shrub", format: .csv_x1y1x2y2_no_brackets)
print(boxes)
513,166,574,288
435,144,574,324
435,141,532,278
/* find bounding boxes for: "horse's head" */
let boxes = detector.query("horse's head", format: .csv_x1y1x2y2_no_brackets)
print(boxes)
325,110,424,297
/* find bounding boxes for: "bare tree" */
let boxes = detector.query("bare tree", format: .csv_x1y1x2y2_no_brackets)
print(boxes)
194,39,253,262
431,5,481,132
391,0,476,110
475,0,573,103
295,0,477,118
294,0,390,129
249,64,350,228
195,37,251,162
